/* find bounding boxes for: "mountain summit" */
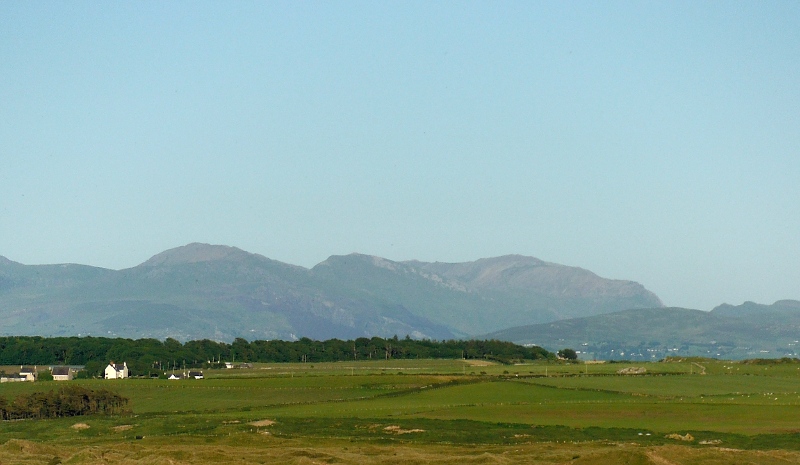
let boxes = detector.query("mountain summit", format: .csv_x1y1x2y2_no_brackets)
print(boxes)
0,244,662,341
139,243,259,267
408,254,660,302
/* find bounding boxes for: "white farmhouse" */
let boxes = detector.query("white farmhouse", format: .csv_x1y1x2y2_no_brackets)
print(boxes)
104,361,129,379
19,366,38,382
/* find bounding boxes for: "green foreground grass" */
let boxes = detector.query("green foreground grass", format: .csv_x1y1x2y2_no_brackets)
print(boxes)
2,358,800,464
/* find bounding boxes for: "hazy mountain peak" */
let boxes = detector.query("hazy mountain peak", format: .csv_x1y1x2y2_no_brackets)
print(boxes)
475,254,548,266
407,254,643,296
314,253,389,268
139,243,258,267
466,255,551,284
712,299,800,317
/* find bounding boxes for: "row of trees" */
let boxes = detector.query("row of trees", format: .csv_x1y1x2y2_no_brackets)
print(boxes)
0,385,129,420
0,335,553,377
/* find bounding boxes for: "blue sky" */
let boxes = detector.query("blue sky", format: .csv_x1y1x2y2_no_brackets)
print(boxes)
1,2,798,311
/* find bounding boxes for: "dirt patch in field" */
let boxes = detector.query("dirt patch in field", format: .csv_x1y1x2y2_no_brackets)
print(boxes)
384,425,425,434
464,360,495,367
248,419,276,427
699,439,722,445
617,367,647,375
70,423,90,430
665,433,694,442
112,425,133,432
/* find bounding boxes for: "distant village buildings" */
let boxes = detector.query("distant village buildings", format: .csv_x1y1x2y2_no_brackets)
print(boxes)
0,360,214,382
168,370,204,380
1,365,83,383
0,366,38,383
225,362,252,369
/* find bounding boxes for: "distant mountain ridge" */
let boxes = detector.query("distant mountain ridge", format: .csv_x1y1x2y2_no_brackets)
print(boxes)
409,254,656,301
711,300,800,318
485,300,800,360
311,253,662,335
0,243,662,341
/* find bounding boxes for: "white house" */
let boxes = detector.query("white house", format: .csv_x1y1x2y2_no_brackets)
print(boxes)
104,362,129,379
19,366,38,382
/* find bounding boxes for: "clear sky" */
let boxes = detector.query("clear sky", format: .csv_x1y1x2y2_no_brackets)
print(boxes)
1,2,798,311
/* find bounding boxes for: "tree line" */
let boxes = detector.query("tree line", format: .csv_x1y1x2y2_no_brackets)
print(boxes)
0,385,129,421
0,335,553,377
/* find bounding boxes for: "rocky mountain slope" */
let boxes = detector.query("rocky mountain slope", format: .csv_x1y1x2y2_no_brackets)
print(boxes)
312,253,662,334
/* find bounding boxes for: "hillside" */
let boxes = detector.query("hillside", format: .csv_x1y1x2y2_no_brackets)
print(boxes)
485,300,800,360
0,243,661,341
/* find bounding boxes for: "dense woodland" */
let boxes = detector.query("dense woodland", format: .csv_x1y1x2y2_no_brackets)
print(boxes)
0,385,129,420
0,336,553,377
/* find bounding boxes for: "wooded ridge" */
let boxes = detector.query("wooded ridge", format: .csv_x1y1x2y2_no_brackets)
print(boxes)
0,335,553,377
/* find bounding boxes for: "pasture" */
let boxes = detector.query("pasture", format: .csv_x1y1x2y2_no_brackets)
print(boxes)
2,358,800,464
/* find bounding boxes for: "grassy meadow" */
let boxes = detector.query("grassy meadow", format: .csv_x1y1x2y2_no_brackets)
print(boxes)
2,358,800,464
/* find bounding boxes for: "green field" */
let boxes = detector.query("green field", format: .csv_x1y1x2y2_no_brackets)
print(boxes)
2,359,800,464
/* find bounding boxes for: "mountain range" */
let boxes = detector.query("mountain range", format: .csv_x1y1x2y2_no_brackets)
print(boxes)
3,243,795,359
0,243,662,342
485,300,800,360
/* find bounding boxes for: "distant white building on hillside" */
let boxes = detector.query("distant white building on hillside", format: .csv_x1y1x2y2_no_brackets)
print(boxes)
19,366,38,382
104,361,129,379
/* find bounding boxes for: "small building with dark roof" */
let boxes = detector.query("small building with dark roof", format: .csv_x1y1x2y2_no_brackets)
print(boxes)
51,366,74,381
